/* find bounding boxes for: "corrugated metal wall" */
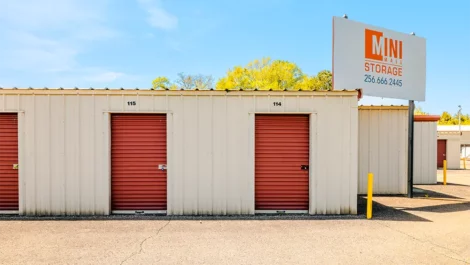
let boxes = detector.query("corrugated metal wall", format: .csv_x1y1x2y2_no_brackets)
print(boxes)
413,122,437,184
0,90,358,215
446,139,461,169
358,107,408,195
437,133,461,169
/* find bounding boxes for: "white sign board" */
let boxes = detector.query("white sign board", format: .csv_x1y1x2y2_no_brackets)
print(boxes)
333,17,426,101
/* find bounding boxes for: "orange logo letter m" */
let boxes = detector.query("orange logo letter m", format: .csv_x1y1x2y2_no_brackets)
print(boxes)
365,29,384,61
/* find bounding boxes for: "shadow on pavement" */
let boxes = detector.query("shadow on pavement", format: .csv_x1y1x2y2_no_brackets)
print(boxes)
413,187,464,199
2,187,468,222
357,197,431,222
435,182,470,187
396,202,470,213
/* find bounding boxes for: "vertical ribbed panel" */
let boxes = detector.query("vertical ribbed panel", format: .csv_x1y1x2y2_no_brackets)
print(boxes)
255,115,309,210
111,114,167,211
437,140,446,168
413,122,438,184
0,92,359,215
358,108,408,195
0,114,18,210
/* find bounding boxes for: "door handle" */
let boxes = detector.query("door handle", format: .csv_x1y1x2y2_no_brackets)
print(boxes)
13,164,18,170
301,165,309,170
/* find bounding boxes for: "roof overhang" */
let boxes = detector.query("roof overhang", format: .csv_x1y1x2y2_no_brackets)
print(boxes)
414,115,440,122
0,88,359,97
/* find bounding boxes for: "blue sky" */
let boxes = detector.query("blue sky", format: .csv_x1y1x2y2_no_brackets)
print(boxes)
0,0,468,115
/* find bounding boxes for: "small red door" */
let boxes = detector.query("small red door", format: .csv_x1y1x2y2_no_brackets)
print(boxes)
0,114,19,211
255,115,309,211
437,140,446,168
111,114,167,212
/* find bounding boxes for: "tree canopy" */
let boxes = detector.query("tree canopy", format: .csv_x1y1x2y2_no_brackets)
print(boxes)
414,106,428,115
152,73,213,90
216,57,331,91
413,107,469,125
438,111,470,125
152,57,331,91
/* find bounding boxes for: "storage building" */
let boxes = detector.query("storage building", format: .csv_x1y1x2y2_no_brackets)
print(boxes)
0,88,359,215
358,106,408,194
413,115,440,184
437,125,470,169
358,107,440,194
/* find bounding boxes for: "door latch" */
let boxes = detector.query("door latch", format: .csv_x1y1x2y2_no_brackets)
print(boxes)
158,164,167,171
301,165,309,170
13,164,18,170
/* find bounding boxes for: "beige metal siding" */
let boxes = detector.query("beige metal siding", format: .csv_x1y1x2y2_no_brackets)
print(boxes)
413,122,437,184
0,90,358,215
446,139,461,169
358,107,408,195
437,133,461,169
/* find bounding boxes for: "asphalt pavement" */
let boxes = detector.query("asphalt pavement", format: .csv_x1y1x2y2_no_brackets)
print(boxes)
0,170,469,265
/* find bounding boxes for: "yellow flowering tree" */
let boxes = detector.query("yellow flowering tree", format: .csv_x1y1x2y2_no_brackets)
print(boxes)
216,57,331,91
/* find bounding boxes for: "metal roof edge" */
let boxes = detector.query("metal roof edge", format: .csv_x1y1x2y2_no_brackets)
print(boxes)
414,115,440,122
358,105,408,110
0,88,358,96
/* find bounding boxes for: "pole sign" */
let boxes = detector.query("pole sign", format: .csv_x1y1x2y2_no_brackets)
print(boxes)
333,17,426,101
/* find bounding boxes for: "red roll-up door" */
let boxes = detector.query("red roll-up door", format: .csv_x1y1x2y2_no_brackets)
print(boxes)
437,140,446,168
0,114,19,211
111,114,167,212
255,114,309,211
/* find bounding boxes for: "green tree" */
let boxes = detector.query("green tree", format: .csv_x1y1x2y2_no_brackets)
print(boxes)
216,57,331,91
438,111,470,125
176,73,214,90
152,76,170,90
439,111,454,125
316,70,332,90
463,114,470,125
151,74,213,90
414,106,428,115
454,113,470,125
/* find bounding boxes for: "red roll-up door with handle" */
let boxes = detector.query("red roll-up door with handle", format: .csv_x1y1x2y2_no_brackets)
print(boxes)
0,114,19,211
111,114,167,212
255,114,309,211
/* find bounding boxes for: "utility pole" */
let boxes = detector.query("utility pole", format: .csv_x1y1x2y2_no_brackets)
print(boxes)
407,100,415,198
407,31,416,198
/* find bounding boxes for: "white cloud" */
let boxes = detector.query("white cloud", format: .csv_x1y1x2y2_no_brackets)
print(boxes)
1,31,78,72
137,0,178,30
0,0,99,29
0,0,127,84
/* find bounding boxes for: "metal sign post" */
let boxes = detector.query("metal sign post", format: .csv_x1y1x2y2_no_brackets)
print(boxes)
407,100,415,198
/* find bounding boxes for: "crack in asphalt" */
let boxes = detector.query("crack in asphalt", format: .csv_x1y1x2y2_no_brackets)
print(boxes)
119,218,172,265
377,222,469,264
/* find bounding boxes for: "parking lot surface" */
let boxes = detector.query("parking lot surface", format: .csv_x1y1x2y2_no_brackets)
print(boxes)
1,170,469,265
